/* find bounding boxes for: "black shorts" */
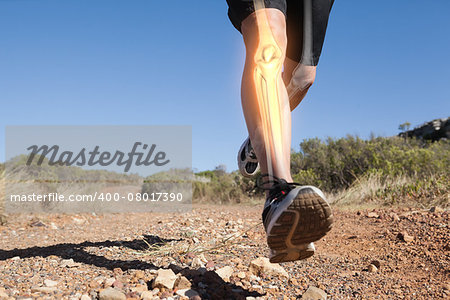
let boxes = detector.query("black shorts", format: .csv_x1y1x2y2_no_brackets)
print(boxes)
227,0,334,66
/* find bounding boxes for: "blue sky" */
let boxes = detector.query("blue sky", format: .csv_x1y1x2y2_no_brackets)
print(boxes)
1,0,449,172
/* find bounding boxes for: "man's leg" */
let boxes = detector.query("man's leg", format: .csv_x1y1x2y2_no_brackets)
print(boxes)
240,8,292,183
229,0,334,264
237,34,317,178
283,58,316,111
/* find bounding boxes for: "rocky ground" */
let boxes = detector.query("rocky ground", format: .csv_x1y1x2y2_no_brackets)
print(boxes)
0,204,448,299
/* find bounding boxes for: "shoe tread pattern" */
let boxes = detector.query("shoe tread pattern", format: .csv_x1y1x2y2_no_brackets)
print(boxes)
267,188,333,255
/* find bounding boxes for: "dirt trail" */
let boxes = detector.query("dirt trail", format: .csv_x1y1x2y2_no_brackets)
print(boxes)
0,204,448,299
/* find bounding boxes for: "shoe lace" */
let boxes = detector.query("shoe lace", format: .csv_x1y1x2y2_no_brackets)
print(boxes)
257,174,301,201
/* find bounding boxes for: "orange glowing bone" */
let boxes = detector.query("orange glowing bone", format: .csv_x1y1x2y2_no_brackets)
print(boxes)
253,0,287,176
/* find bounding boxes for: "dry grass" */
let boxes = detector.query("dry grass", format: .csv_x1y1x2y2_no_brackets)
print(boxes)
329,172,406,205
329,171,449,209
131,221,262,258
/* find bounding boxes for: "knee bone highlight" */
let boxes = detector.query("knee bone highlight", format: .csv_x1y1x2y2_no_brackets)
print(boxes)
253,42,286,175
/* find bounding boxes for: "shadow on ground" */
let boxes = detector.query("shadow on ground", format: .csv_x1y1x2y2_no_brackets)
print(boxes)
0,234,263,299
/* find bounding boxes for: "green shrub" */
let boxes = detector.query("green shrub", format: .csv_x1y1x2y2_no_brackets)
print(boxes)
188,136,449,205
192,169,260,204
291,136,449,192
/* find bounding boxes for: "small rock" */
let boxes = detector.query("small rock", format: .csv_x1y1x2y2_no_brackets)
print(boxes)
215,266,234,282
389,212,400,221
89,279,100,289
0,290,8,299
249,257,288,278
367,264,378,273
80,295,91,300
237,271,246,279
397,232,414,243
191,257,204,268
251,284,263,293
130,284,148,293
11,256,20,261
44,279,58,287
98,287,126,300
60,258,81,268
367,212,379,218
152,269,177,290
31,286,57,293
301,286,327,300
174,275,192,289
249,275,261,283
370,260,381,269
140,291,153,300
104,278,116,287
72,217,85,224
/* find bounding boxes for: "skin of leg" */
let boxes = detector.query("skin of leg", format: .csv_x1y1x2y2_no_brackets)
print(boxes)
282,57,316,111
240,8,293,183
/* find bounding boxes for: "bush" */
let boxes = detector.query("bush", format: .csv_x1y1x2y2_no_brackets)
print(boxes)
192,169,260,204
291,136,449,192
190,135,449,206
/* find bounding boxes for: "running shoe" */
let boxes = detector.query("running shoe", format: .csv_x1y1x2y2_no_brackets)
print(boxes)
237,137,260,178
259,175,333,263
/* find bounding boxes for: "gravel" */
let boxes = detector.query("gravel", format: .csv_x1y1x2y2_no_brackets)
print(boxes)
0,205,448,299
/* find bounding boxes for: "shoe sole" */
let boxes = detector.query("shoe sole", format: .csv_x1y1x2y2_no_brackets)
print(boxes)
267,186,333,263
270,242,316,263
237,137,260,178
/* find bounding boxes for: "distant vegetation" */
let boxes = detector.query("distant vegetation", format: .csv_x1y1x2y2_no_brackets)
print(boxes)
191,136,449,208
1,134,449,210
0,155,141,214
3,154,141,185
291,136,448,191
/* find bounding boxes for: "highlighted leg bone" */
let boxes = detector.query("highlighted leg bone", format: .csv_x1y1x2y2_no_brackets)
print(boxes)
253,7,288,177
